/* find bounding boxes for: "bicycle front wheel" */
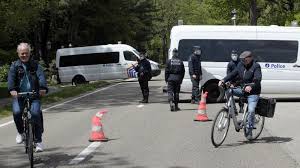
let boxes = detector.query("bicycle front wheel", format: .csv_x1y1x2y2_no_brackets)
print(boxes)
211,108,230,147
243,112,265,140
28,123,34,168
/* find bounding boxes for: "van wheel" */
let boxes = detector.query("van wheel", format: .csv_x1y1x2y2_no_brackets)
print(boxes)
72,75,86,86
203,81,224,103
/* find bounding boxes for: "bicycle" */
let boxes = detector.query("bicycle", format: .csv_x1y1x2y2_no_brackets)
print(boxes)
18,91,37,168
211,83,265,148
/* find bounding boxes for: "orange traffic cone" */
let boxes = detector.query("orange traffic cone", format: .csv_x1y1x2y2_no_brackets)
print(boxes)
89,109,108,142
194,92,210,122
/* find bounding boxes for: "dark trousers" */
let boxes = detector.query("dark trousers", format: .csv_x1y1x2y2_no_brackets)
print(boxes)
191,77,200,100
138,79,149,99
167,81,181,104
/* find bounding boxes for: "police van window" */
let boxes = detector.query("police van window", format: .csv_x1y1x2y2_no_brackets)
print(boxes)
59,52,119,67
124,51,137,61
178,39,298,63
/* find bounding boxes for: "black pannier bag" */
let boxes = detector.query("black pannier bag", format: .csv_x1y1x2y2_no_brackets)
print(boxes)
255,97,276,118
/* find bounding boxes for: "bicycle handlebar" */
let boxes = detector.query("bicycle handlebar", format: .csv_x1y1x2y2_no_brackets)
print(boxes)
17,92,38,98
219,82,255,91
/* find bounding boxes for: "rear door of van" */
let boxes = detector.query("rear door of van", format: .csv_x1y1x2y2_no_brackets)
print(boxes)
256,30,300,94
123,50,138,78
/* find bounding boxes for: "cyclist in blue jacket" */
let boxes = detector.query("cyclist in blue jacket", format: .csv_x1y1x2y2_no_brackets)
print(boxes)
8,43,48,152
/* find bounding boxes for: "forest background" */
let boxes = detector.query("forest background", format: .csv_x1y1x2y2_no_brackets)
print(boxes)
0,0,299,81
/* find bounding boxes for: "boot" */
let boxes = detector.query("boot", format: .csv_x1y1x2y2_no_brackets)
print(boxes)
191,96,196,104
139,95,148,103
191,96,199,104
139,92,145,103
175,103,181,111
139,99,146,103
169,101,175,111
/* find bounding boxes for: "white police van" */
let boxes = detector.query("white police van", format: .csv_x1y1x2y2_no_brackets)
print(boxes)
56,44,160,85
169,25,300,102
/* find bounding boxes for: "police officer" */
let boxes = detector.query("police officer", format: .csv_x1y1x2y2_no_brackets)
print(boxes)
165,48,185,111
227,50,240,77
188,46,202,104
134,52,152,103
227,49,243,113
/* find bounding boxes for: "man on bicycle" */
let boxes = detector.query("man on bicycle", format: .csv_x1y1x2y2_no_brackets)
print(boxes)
218,51,262,139
8,42,48,152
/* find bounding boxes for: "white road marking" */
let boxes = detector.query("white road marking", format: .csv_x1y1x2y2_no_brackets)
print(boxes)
0,83,121,128
137,104,144,108
69,142,102,165
0,121,14,128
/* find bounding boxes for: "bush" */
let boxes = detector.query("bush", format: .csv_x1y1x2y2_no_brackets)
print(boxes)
0,64,10,82
38,59,58,85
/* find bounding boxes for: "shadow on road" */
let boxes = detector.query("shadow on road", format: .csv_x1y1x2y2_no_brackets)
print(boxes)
221,136,293,148
0,145,148,168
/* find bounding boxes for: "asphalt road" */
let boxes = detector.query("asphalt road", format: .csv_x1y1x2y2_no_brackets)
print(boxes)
0,78,300,168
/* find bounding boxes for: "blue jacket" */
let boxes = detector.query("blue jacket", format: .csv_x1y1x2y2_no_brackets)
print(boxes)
8,59,48,96
223,61,262,95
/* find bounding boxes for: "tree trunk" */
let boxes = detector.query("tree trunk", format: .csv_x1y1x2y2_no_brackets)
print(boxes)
40,19,51,68
250,0,257,25
162,33,167,64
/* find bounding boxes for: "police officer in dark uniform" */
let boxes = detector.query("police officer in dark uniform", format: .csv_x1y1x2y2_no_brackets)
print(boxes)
134,52,152,103
188,46,202,104
227,50,240,77
227,49,243,113
165,48,185,111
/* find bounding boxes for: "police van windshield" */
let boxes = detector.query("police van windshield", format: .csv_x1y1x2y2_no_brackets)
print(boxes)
178,39,298,63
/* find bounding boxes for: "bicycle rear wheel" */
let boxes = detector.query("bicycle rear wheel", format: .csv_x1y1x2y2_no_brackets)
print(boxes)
243,112,265,140
211,108,230,147
28,123,34,168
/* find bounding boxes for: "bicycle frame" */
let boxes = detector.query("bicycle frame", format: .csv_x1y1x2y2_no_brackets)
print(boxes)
19,92,36,168
224,87,247,132
211,83,265,147
23,96,34,143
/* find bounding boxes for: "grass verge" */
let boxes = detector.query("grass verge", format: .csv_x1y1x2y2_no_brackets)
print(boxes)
0,81,111,119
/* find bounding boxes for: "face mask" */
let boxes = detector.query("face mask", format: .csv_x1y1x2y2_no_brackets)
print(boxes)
231,54,238,61
194,50,201,56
